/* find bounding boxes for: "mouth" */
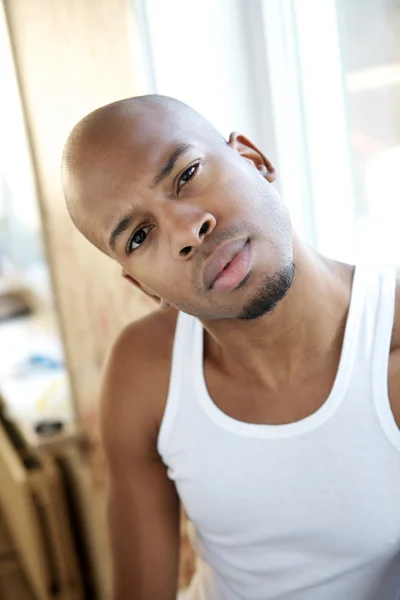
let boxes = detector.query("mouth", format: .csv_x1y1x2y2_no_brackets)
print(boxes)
203,239,252,292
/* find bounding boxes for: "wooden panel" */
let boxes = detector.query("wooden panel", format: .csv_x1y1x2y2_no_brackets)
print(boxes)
0,511,14,558
30,455,84,600
2,5,154,596
0,415,86,600
46,440,109,599
0,419,51,600
0,558,35,600
3,0,153,424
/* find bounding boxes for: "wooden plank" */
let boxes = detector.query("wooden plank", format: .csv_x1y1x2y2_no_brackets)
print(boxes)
0,511,15,558
2,4,154,597
0,415,86,599
29,457,84,600
0,420,49,600
3,0,152,424
0,558,35,600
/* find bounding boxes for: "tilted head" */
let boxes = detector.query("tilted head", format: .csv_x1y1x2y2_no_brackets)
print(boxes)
62,95,294,320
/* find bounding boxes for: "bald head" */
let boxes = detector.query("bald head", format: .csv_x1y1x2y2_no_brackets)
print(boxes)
61,95,294,321
61,95,225,252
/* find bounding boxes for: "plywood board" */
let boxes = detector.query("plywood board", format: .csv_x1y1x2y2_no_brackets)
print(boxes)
3,4,153,597
0,420,50,600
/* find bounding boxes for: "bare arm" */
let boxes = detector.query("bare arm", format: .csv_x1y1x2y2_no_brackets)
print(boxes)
100,321,180,600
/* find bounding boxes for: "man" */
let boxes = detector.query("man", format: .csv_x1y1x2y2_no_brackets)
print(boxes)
62,95,400,600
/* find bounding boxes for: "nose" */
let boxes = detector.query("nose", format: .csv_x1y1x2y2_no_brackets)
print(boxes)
163,203,217,260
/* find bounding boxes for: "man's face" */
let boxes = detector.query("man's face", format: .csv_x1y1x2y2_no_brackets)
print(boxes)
79,109,294,320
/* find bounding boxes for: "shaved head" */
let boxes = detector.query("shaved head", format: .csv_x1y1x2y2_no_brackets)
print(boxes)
62,95,224,252
62,94,294,321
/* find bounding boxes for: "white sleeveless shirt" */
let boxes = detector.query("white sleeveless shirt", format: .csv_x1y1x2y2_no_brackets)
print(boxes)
158,265,400,600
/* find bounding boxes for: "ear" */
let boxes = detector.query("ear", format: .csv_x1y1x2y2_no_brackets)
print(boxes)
121,270,170,310
227,132,276,183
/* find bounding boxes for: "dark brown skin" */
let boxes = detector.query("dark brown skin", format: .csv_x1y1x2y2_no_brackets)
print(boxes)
62,96,400,600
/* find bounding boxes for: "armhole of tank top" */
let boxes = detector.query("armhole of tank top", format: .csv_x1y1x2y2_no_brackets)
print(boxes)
157,311,187,458
372,267,400,452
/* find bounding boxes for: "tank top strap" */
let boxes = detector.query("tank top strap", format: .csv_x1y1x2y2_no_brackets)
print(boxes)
321,264,396,377
371,266,399,451
157,310,197,456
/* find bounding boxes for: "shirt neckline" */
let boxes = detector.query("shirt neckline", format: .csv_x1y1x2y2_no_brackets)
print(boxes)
193,265,365,439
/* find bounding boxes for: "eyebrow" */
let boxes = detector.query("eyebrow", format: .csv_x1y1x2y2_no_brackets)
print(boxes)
109,208,136,253
152,143,194,187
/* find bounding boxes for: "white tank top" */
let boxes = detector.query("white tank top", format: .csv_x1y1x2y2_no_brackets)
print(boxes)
158,265,400,600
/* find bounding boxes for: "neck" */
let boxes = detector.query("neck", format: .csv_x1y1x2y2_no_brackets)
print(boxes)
201,238,355,389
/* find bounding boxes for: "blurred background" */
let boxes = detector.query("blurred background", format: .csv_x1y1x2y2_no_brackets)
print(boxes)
0,0,398,598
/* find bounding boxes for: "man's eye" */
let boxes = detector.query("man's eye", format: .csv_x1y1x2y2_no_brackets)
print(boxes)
128,225,152,253
177,163,198,192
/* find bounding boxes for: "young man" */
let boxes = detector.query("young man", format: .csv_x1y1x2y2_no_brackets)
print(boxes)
62,95,400,600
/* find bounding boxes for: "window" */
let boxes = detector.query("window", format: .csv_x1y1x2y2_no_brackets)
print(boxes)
272,0,400,266
337,0,400,266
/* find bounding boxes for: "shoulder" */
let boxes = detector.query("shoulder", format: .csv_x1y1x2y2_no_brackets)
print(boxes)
99,307,179,459
110,305,179,364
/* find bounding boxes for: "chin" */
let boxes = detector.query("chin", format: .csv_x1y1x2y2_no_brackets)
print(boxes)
237,260,295,320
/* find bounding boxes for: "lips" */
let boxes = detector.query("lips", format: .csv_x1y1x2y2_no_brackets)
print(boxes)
203,239,248,289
